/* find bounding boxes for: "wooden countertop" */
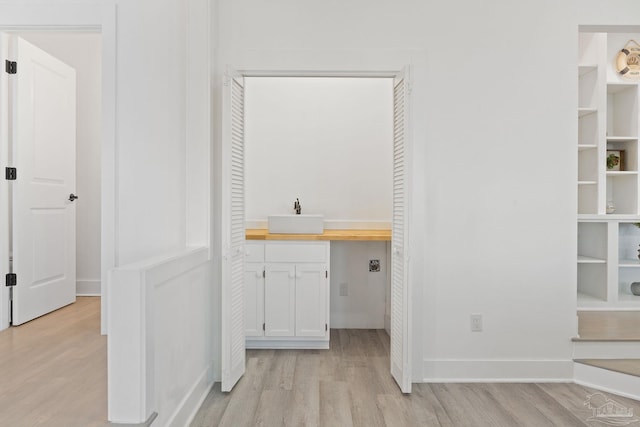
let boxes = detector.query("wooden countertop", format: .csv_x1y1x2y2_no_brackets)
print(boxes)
246,228,391,241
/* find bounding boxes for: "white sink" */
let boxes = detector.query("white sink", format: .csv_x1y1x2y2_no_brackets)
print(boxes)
268,214,324,234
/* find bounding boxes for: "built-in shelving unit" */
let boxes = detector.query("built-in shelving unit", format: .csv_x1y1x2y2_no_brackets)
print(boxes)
577,31,640,310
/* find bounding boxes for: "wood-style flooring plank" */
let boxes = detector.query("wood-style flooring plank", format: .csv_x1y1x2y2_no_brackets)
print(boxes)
192,329,640,427
319,380,353,427
0,297,107,427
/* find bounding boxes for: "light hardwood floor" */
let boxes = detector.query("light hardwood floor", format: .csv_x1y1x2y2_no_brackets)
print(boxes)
191,329,640,427
2,301,639,427
0,297,107,427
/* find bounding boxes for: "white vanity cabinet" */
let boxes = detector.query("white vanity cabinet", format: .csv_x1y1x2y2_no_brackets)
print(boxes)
244,243,265,337
245,240,330,349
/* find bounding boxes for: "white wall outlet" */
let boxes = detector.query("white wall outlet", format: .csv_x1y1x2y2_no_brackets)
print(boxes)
470,314,483,332
339,282,348,296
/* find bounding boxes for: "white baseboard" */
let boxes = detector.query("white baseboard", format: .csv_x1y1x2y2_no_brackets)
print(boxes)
574,362,640,401
167,364,215,427
422,359,574,382
330,312,384,329
247,339,329,349
76,279,101,296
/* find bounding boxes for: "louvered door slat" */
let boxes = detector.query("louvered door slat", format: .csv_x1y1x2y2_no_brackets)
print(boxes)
221,68,246,392
390,68,411,394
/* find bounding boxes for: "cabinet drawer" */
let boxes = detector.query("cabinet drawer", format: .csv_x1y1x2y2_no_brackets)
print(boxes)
245,243,265,263
265,243,327,263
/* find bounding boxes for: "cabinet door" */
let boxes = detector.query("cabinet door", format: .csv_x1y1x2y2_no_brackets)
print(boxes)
295,264,328,337
264,263,295,336
244,263,264,337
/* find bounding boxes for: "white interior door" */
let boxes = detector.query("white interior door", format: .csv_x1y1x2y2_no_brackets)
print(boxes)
221,67,246,392
390,67,411,393
10,36,77,325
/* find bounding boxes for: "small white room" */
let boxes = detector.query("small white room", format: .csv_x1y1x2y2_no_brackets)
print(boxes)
243,76,394,343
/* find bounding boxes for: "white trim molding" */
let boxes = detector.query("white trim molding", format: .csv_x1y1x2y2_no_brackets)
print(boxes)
574,362,640,401
107,247,210,424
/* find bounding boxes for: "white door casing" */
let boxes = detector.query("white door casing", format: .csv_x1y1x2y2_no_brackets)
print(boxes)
221,67,246,392
10,36,77,326
390,67,412,393
221,68,413,392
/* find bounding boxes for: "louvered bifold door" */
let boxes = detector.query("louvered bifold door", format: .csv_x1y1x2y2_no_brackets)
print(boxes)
221,68,246,392
390,67,412,393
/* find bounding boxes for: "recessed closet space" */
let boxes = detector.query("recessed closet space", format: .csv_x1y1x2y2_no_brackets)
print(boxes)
243,77,394,347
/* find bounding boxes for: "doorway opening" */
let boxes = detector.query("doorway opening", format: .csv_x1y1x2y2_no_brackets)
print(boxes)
0,31,102,328
244,76,393,335
220,69,412,393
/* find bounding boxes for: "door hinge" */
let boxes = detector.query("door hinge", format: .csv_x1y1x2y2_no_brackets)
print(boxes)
325,323,328,332
5,60,16,74
5,167,16,181
263,270,265,278
325,270,328,278
5,273,16,287
263,323,265,331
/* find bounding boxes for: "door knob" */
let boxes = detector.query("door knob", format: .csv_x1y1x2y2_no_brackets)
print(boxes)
69,193,78,202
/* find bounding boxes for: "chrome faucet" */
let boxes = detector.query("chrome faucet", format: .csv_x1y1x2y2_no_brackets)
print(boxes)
294,198,301,215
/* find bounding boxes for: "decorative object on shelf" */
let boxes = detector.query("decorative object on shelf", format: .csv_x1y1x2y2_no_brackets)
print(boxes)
616,40,640,80
606,149,625,171
606,200,616,214
631,282,640,296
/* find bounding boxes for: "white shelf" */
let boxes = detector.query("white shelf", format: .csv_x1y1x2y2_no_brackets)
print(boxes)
620,259,640,267
607,136,638,142
606,171,638,176
578,108,597,117
616,292,640,305
578,255,606,264
579,214,640,221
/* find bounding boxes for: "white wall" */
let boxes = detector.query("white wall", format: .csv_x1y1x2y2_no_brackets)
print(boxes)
330,241,388,328
244,77,392,226
0,1,213,424
18,32,102,296
216,0,585,381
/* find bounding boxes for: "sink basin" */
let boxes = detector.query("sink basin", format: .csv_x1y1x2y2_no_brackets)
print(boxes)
268,214,324,234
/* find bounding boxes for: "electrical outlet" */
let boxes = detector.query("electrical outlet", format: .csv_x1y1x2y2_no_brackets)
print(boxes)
339,282,348,296
369,259,380,272
470,314,483,332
